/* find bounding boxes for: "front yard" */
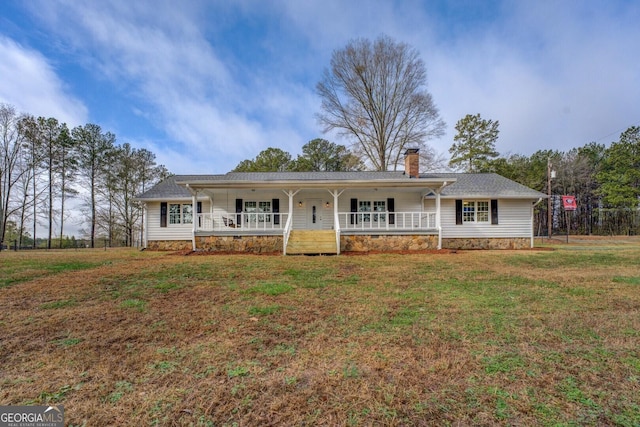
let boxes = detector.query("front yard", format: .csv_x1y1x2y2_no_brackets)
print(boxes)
1,241,639,425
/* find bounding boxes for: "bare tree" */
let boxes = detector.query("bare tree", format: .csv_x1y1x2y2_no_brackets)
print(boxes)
20,116,52,248
57,126,78,247
0,104,28,249
316,34,445,171
73,123,115,248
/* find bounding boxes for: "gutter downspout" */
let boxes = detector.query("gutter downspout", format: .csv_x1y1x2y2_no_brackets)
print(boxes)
532,198,543,248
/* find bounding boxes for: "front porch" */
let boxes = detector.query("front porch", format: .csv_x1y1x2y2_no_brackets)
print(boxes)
193,209,439,254
177,175,452,254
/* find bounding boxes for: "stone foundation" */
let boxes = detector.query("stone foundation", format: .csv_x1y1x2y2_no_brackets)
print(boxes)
442,237,530,250
341,234,438,252
197,235,283,254
147,236,531,253
146,240,192,251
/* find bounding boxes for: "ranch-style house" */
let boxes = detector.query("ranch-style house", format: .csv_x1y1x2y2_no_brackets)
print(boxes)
136,149,546,254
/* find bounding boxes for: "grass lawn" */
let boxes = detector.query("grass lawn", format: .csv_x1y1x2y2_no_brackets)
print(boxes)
1,240,639,426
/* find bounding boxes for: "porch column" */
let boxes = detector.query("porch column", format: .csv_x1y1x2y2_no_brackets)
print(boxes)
143,203,148,248
282,189,300,256
436,191,442,250
327,189,344,255
192,190,198,251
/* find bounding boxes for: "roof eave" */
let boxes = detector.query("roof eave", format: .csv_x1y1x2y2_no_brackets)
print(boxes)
439,194,547,199
174,178,456,190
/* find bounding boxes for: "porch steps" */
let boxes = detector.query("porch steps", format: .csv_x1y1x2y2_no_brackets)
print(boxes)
286,230,337,255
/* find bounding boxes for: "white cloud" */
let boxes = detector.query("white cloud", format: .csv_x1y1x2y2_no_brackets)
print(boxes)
15,0,640,175
0,36,87,125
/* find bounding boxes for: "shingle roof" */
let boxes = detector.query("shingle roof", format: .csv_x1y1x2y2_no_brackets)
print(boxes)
137,172,545,200
424,173,545,198
136,175,201,199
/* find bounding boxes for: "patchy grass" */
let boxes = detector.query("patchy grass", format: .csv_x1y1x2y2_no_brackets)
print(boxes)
0,242,639,425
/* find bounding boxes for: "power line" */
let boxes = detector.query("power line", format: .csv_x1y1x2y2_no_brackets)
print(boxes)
592,119,640,143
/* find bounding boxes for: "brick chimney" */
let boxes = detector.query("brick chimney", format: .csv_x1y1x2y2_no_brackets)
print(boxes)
404,148,420,178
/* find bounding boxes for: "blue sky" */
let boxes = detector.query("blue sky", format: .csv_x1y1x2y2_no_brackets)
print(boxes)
2,0,639,174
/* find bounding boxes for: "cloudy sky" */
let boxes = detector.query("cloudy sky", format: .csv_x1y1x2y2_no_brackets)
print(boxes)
1,0,639,174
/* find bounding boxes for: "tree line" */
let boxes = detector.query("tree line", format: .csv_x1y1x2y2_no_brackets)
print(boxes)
0,103,168,250
313,34,639,236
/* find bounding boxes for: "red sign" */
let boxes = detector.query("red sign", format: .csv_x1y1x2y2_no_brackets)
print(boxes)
562,195,577,211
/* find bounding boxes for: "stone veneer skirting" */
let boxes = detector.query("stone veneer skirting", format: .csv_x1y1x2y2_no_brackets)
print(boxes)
442,237,530,250
146,240,192,251
340,235,439,252
146,235,530,252
197,235,283,253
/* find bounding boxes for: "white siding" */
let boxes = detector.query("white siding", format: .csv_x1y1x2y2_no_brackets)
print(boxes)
440,198,533,238
146,201,209,241
292,191,332,229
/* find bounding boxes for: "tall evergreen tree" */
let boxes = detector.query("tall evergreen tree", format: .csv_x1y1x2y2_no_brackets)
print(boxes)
449,113,499,172
597,126,640,209
291,139,364,172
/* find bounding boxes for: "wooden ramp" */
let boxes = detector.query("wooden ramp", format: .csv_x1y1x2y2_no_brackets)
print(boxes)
286,230,337,255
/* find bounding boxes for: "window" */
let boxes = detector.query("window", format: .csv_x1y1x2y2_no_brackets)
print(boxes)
461,200,490,223
373,200,386,222
244,200,271,223
358,200,387,222
462,201,475,223
359,200,371,221
169,204,181,224
183,204,193,224
169,203,193,225
477,201,489,222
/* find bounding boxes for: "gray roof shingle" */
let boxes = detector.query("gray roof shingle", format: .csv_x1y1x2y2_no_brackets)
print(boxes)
137,172,545,200
424,173,545,198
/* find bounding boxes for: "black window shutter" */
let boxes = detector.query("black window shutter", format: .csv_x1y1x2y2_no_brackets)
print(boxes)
236,198,243,224
350,198,358,224
455,200,463,225
160,202,167,228
197,201,202,213
491,199,499,225
272,198,280,225
387,198,395,225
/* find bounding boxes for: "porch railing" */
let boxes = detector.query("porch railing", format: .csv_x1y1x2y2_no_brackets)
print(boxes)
338,211,437,231
197,213,289,232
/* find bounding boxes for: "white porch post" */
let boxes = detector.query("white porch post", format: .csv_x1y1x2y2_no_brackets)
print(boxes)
142,203,148,248
436,191,442,250
282,189,300,255
327,189,344,255
192,191,198,251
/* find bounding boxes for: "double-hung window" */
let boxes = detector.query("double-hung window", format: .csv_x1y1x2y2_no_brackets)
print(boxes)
373,200,386,222
358,200,371,222
461,200,490,223
244,200,271,223
358,200,388,222
169,203,193,225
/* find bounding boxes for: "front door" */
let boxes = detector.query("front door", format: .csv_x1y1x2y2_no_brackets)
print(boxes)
306,199,323,229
